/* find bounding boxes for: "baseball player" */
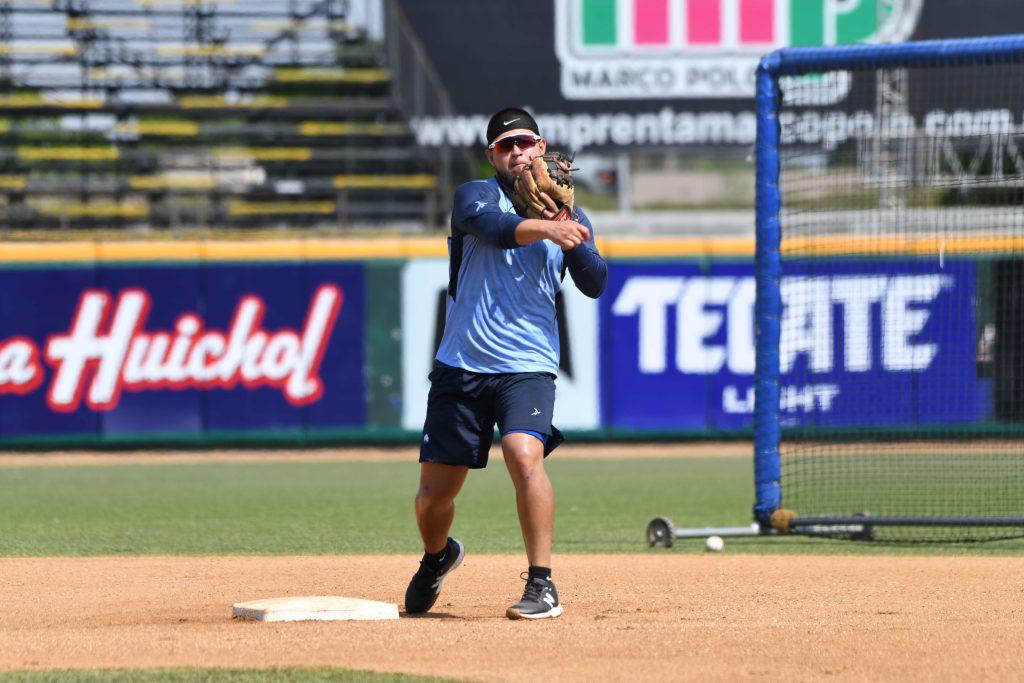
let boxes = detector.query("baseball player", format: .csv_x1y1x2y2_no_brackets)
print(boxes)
404,107,607,620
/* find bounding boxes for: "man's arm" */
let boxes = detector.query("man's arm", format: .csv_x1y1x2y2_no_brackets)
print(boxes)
562,210,607,299
452,182,524,249
452,182,592,251
514,219,590,250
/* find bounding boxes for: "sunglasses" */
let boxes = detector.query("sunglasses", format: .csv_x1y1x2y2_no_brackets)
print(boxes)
488,134,542,153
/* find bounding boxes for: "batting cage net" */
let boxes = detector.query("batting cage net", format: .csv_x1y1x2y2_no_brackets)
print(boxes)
754,36,1024,542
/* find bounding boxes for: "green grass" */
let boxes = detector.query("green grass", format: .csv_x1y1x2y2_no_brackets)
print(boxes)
1,457,1022,556
0,668,453,682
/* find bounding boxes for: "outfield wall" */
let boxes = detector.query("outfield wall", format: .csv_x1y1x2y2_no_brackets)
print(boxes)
0,237,996,447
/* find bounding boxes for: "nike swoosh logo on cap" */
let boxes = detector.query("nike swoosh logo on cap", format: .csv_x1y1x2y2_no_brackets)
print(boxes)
503,118,520,125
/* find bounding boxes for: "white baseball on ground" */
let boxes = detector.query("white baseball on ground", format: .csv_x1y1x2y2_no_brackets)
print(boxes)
705,535,724,552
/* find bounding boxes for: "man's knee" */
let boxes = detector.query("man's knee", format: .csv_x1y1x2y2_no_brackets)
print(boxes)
415,482,453,510
415,463,467,510
503,438,545,484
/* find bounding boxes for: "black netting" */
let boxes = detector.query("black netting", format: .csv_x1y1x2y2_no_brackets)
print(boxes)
775,54,1024,541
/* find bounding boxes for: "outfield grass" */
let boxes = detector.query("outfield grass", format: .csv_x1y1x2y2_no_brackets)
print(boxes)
0,668,453,682
1,456,1022,556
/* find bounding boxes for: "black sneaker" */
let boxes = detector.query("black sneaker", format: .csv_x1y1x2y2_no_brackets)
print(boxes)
506,572,563,620
404,537,465,614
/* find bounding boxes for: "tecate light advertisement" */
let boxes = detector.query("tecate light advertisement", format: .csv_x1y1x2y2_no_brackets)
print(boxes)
602,260,978,431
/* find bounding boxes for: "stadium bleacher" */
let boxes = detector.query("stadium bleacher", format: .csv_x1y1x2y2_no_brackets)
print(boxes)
0,0,445,232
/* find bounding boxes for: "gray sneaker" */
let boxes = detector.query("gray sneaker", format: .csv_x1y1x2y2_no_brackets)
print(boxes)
506,573,563,620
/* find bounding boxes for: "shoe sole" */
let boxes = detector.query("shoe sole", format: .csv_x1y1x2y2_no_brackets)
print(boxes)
405,539,465,615
505,603,564,620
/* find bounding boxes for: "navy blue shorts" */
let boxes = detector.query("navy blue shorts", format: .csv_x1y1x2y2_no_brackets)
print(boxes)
420,361,565,469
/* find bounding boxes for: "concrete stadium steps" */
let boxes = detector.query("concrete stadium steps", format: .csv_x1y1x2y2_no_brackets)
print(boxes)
0,120,415,147
0,146,430,170
0,96,397,117
0,1,447,229
3,193,438,230
0,173,438,194
9,68,394,96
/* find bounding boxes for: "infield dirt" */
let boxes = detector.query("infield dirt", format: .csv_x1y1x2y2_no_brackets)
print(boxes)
2,554,1022,681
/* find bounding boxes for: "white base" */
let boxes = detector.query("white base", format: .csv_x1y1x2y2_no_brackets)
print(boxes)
232,596,399,622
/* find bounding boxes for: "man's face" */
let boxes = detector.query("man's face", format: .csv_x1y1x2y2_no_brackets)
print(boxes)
485,129,547,184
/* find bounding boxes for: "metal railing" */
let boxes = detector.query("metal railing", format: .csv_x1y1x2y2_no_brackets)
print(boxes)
382,0,476,227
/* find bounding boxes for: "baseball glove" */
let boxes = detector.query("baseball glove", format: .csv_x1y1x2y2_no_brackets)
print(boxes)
512,151,578,221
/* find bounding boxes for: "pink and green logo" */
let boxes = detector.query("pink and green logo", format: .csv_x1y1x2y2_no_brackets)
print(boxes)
575,0,919,49
555,0,923,98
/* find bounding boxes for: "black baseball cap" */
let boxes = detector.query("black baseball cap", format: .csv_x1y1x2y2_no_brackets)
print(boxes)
486,107,540,147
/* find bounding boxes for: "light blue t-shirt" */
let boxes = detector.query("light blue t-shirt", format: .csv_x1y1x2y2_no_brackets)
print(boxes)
436,177,598,374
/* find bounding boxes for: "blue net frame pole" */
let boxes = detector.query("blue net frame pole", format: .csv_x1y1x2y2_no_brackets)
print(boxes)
791,516,1024,528
765,34,1024,77
752,55,782,525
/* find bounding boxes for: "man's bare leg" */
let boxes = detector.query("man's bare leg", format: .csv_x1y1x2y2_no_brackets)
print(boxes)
501,432,554,567
415,462,468,553
502,432,562,619
406,462,469,614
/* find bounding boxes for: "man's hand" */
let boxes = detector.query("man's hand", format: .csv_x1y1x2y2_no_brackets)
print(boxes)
546,219,590,251
538,192,559,219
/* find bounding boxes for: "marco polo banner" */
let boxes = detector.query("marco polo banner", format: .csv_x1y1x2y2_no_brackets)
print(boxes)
0,263,366,444
396,0,1023,150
